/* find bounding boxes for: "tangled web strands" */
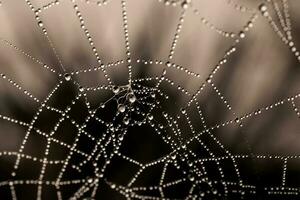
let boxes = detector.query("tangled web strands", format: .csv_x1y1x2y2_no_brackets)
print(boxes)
0,0,300,199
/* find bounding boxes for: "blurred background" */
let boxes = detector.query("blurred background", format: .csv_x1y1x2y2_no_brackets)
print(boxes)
0,0,300,199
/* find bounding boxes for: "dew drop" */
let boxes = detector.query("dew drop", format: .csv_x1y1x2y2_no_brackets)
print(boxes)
127,93,136,103
166,61,171,67
206,78,212,83
118,104,126,113
38,21,44,27
87,178,93,183
248,21,253,28
239,31,245,38
181,1,189,9
259,3,267,12
123,117,129,125
188,175,195,182
64,73,71,81
79,86,84,92
148,115,153,120
181,108,186,114
113,86,120,94
163,69,167,75
100,103,105,108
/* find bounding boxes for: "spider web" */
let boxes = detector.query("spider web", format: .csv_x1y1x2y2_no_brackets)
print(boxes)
0,0,299,199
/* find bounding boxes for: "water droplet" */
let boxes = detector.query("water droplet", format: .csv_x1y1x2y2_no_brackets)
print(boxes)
123,117,129,125
148,115,153,120
181,108,186,114
259,3,267,12
166,61,171,67
239,31,245,38
38,21,44,27
181,1,189,9
248,21,253,28
206,78,212,83
113,86,120,94
87,178,93,183
64,73,71,81
127,93,136,103
79,86,84,92
188,175,195,182
100,103,105,108
163,69,167,75
118,104,126,113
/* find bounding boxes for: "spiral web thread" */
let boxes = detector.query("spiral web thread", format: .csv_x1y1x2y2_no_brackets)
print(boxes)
0,0,299,199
